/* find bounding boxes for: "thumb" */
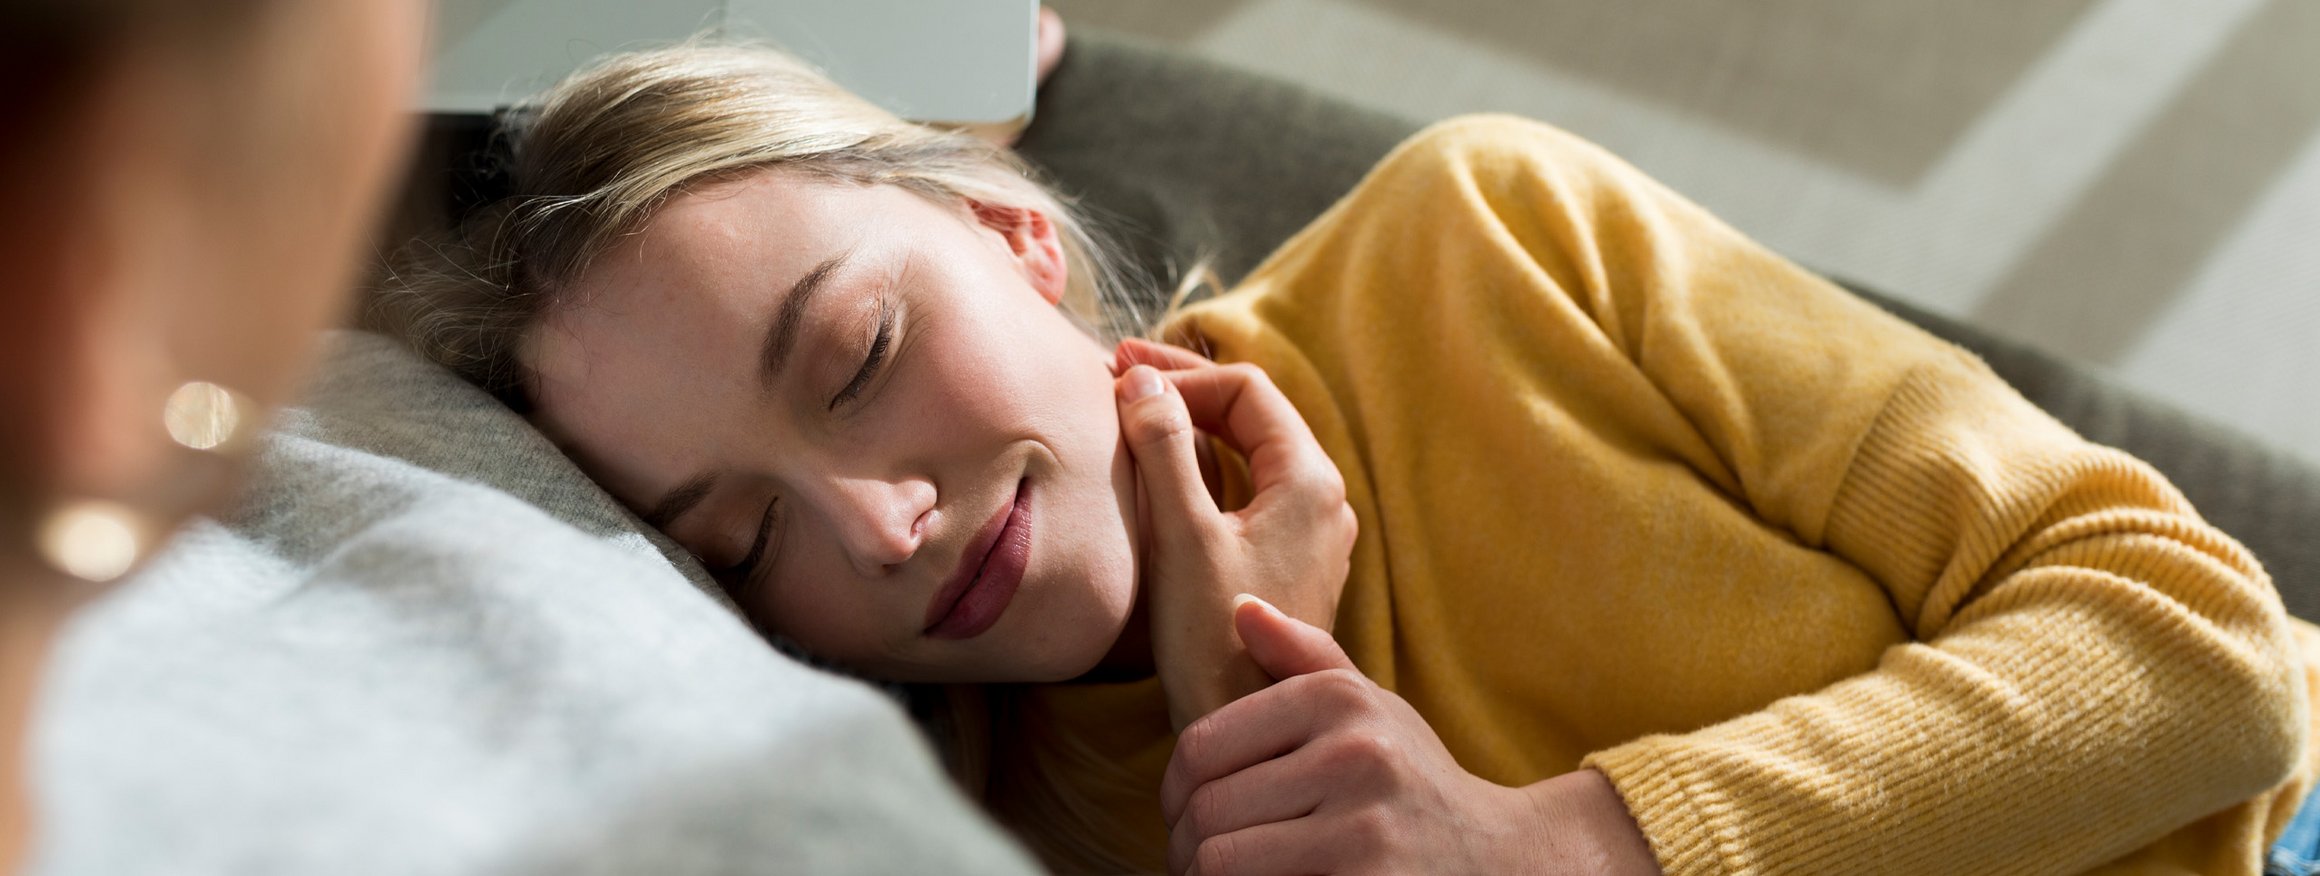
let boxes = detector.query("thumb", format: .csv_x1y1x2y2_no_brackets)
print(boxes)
1117,365,1221,534
1233,594,1355,680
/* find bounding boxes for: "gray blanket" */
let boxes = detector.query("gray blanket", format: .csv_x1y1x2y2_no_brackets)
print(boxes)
29,332,1036,875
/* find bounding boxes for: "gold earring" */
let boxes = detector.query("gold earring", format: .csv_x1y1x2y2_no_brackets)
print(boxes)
163,380,246,451
37,499,144,584
36,380,248,583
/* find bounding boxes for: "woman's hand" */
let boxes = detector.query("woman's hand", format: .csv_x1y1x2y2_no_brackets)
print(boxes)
1112,338,1357,730
1160,597,1664,876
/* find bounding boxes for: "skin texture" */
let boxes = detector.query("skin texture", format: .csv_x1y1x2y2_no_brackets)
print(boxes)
528,171,1146,684
524,170,1364,696
1160,598,1663,876
1110,342,1356,729
0,2,426,871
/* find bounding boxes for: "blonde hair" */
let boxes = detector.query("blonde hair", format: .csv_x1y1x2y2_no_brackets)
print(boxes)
375,40,1143,405
376,41,1163,872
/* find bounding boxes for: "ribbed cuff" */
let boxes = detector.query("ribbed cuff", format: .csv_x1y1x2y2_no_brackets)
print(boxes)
1584,738,1733,875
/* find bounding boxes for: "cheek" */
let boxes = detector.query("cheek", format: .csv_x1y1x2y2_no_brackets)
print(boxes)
1111,428,1141,568
1029,339,1145,671
756,559,893,667
892,310,1109,441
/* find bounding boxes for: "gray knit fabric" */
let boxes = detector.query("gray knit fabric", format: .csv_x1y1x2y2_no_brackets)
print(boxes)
28,331,1035,876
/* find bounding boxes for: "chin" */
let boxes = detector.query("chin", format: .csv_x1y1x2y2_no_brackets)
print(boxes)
1018,569,1139,683
1019,656,1107,684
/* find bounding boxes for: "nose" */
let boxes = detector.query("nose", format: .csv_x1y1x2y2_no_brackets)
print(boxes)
822,475,934,575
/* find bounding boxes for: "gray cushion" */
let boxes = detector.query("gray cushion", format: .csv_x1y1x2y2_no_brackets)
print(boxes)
30,332,1037,876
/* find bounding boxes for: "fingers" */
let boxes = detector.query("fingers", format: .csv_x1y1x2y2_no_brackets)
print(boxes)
1181,820,1335,876
1166,754,1324,876
1162,664,1373,825
1116,340,1339,511
1159,364,1340,509
1161,682,1322,826
1233,594,1357,680
1117,365,1223,533
1116,336,1215,372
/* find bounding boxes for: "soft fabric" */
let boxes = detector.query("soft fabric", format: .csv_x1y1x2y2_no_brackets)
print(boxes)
28,332,1038,876
1018,116,2317,874
1015,31,2320,620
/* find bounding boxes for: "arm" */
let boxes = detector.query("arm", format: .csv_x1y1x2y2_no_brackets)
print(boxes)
1160,114,2306,875
1175,114,2306,873
1400,116,2311,873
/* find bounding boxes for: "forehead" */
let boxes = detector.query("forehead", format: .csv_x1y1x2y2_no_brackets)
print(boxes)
520,171,935,502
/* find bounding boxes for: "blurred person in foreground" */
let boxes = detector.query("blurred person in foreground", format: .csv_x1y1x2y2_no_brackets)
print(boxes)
0,1,426,870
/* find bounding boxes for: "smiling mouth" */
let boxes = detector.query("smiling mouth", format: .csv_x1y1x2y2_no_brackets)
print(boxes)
923,478,1033,640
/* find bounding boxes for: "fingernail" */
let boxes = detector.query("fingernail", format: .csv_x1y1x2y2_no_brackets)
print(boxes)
1232,593,1277,617
1123,366,1163,401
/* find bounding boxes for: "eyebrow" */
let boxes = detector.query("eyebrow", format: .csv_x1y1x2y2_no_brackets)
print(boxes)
645,252,849,532
642,471,718,530
758,251,851,391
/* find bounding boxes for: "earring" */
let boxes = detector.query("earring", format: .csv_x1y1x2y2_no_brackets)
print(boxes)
35,380,249,584
163,380,247,451
37,500,144,583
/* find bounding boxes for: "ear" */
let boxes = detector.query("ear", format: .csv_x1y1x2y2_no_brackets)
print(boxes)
967,199,1069,306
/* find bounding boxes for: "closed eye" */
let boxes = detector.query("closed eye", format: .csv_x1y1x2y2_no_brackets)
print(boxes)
719,498,779,582
828,294,896,410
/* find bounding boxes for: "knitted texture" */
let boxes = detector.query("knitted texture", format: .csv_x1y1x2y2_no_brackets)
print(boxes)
1021,115,2310,875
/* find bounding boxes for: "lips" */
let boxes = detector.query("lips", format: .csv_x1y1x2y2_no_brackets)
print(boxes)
923,478,1033,640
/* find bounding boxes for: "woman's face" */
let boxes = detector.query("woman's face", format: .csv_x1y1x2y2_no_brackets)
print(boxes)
526,171,1143,683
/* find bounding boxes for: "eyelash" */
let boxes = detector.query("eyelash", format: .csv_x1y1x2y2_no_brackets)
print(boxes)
722,289,897,581
828,296,896,410
719,498,780,582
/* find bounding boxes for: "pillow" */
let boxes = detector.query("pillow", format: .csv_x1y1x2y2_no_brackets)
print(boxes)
30,331,1035,875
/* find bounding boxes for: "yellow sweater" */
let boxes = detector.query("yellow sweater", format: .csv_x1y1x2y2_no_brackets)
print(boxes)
1013,115,2315,874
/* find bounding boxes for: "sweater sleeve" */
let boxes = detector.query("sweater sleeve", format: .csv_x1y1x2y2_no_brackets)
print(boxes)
1357,117,2307,875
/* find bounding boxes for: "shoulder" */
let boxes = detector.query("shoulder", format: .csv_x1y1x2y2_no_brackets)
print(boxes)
1311,113,1665,255
1162,115,1636,352
1366,114,1615,190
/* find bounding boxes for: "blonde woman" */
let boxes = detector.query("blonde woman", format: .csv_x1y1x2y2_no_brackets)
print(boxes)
387,42,2318,875
0,1,426,871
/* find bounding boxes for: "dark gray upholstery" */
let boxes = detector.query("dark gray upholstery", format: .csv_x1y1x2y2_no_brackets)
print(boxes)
1016,31,2320,618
